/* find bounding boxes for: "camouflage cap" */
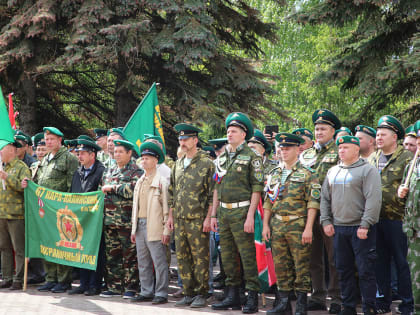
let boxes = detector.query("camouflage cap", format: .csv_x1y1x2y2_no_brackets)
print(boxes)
225,112,254,140
43,127,64,137
275,132,304,147
76,139,102,153
312,109,341,130
174,123,202,140
292,128,313,140
336,135,360,147
355,125,376,138
140,141,164,164
377,115,405,140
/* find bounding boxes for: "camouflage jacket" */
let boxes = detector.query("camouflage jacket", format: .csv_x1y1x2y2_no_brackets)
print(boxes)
0,158,31,219
402,157,419,238
263,157,278,177
97,151,110,166
300,140,338,185
368,145,414,220
101,159,143,228
169,149,215,219
34,146,79,192
215,142,264,203
263,161,320,222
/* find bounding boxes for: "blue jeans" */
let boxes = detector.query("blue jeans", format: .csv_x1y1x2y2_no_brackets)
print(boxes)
376,219,414,312
334,225,377,313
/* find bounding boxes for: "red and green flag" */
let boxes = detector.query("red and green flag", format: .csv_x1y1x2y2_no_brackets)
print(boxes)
254,199,277,292
24,181,105,270
0,86,15,150
123,83,165,155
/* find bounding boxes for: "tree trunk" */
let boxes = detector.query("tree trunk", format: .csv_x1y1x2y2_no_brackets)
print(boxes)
19,76,39,135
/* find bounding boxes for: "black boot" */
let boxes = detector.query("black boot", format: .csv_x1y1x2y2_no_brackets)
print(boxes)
273,287,281,308
242,290,258,314
211,286,241,310
295,292,307,315
267,290,292,315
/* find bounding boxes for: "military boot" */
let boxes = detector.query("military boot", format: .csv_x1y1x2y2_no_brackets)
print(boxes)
211,286,241,310
273,286,280,308
295,291,307,315
267,290,292,315
242,290,258,314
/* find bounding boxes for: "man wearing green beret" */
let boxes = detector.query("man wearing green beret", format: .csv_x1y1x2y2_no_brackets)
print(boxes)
262,133,321,315
334,127,352,140
368,115,414,315
354,125,377,159
403,125,417,154
321,136,382,315
248,129,277,176
22,127,79,293
210,112,264,313
166,123,215,308
209,138,228,157
292,128,314,154
398,120,420,314
300,109,342,313
100,139,143,298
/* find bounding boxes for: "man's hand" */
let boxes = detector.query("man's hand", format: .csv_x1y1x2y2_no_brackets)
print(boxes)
262,224,271,242
21,178,29,189
357,227,368,240
130,234,136,244
398,185,409,199
323,224,335,237
166,215,174,231
101,185,113,194
210,218,218,232
302,228,313,244
0,170,8,180
161,235,170,245
244,215,254,233
203,216,211,233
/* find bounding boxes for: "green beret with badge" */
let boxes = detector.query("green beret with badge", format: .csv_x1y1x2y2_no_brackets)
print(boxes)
174,123,202,139
225,112,254,140
208,137,228,151
139,141,164,164
76,139,102,153
43,126,64,137
113,139,135,151
312,109,341,130
335,126,352,137
336,135,360,146
94,128,108,139
354,125,376,138
77,135,95,142
248,129,271,153
377,115,405,140
292,128,313,140
405,125,416,138
275,132,304,147
107,127,126,139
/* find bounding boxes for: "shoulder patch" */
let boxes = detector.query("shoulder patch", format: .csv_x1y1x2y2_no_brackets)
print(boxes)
311,189,320,199
252,159,261,168
312,183,322,189
237,155,251,161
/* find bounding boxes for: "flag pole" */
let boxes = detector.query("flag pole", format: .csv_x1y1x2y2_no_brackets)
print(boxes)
23,257,28,291
0,152,5,190
403,149,419,188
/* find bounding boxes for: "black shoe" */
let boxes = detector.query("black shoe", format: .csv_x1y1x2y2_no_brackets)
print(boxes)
213,272,226,283
68,286,87,295
9,282,22,290
329,302,342,314
51,282,71,293
242,290,258,314
338,306,356,315
295,292,308,315
38,282,57,292
85,288,101,296
0,280,13,288
131,294,154,302
364,307,376,315
27,277,45,285
212,286,242,310
152,296,168,304
307,300,327,311
267,290,292,315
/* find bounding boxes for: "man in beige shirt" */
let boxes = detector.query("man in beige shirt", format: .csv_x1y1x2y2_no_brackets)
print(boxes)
130,142,170,304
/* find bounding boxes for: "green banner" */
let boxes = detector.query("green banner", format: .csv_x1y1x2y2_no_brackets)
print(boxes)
24,181,104,270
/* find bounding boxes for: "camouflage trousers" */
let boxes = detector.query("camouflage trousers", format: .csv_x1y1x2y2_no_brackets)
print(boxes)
174,217,209,296
104,225,138,293
408,236,420,312
218,206,259,291
0,219,25,282
44,261,72,283
271,217,311,292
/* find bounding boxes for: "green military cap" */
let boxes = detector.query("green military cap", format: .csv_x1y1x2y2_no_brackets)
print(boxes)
292,128,313,140
113,139,135,151
64,139,78,151
139,141,165,164
107,127,126,139
377,115,405,140
225,112,254,140
33,132,45,146
14,130,32,145
275,132,304,147
248,129,271,152
414,120,420,137
174,123,202,140
76,139,102,153
77,135,95,142
336,135,360,146
312,109,341,130
93,128,108,139
208,137,228,151
354,125,376,138
203,146,217,159
405,125,416,138
144,134,166,155
43,127,64,137
14,134,28,143
335,126,353,137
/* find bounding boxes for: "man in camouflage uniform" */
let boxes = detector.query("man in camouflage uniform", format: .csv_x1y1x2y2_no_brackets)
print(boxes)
248,129,277,176
398,120,420,314
368,115,414,315
24,127,79,293
262,133,320,315
211,112,264,314
300,109,342,313
94,128,110,165
100,139,143,298
0,140,31,290
166,123,215,308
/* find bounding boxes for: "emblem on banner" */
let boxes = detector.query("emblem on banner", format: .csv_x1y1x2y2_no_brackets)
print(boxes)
56,206,84,250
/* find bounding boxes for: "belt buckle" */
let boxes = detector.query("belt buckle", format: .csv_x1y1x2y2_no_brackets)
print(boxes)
283,216,290,222
226,203,233,209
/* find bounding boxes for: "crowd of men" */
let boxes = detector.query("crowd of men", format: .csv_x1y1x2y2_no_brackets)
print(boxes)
0,109,418,315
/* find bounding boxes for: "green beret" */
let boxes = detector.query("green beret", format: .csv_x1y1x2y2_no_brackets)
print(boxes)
336,135,360,146
275,132,304,147
77,135,95,142
139,141,164,164
335,127,353,138
43,127,64,137
76,139,102,153
312,109,341,130
144,134,166,155
107,127,126,139
414,120,420,137
93,128,108,139
405,125,416,138
174,123,202,139
208,138,228,151
14,134,28,143
64,139,78,150
377,115,405,140
33,132,45,146
292,128,313,140
113,139,135,151
354,125,376,138
225,112,254,140
15,130,32,145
